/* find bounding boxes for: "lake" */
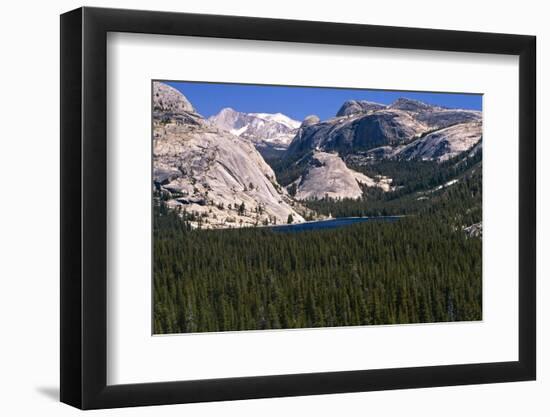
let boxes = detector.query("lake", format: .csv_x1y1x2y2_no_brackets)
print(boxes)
269,216,401,233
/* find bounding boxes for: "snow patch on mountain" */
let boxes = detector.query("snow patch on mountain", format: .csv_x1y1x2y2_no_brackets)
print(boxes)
250,112,301,130
209,108,300,150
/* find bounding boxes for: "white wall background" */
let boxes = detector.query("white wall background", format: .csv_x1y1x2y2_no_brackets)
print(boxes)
0,0,546,415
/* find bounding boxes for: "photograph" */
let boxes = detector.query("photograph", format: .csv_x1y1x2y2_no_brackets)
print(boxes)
152,80,483,334
0,0,542,413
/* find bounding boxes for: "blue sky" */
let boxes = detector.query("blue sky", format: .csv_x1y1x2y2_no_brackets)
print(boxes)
164,80,482,121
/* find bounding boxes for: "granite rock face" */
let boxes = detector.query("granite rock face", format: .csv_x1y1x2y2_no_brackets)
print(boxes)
285,97,482,162
463,222,482,238
388,98,482,130
300,115,321,127
286,109,427,157
388,97,437,113
293,152,392,201
395,121,482,162
336,100,386,117
153,82,195,113
154,84,482,214
153,82,305,229
279,97,481,200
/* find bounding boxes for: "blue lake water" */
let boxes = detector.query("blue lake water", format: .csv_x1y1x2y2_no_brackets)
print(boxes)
269,216,401,233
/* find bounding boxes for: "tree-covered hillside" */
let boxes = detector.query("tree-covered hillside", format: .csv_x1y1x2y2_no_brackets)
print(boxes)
303,152,482,220
153,186,482,333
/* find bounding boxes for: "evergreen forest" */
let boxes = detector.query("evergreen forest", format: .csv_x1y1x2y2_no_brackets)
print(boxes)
153,150,482,334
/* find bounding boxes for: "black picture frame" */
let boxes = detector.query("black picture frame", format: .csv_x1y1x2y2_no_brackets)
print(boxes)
60,6,536,410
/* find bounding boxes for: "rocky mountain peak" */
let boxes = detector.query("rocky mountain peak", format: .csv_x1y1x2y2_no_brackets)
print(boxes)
389,98,436,112
336,100,386,117
209,109,300,155
219,107,237,114
301,115,321,127
153,82,195,114
396,121,482,162
153,86,305,228
208,107,242,131
153,81,482,230
293,151,392,201
286,108,427,159
216,107,240,119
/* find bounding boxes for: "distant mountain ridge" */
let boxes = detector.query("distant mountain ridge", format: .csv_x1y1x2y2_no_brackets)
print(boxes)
276,96,481,200
208,108,300,156
153,82,482,221
336,100,386,117
285,97,481,161
286,108,428,157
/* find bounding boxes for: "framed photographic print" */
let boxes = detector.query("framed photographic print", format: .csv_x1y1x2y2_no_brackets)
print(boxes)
60,7,536,409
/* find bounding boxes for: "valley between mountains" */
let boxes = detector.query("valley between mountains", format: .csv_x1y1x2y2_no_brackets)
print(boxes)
153,81,483,333
153,81,482,233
